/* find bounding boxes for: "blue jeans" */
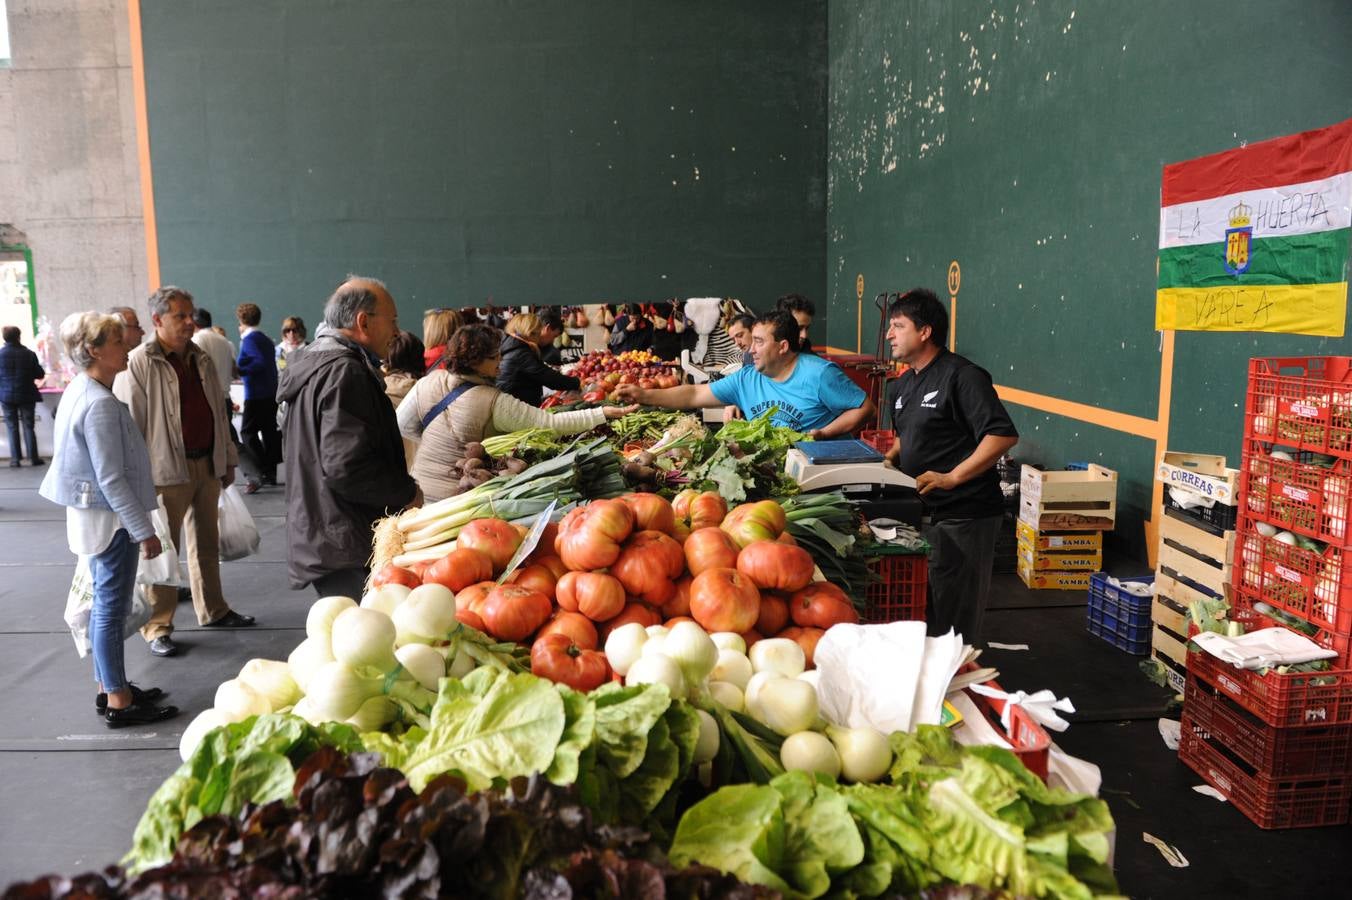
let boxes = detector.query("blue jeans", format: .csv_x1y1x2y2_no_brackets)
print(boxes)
1,401,39,463
88,529,139,693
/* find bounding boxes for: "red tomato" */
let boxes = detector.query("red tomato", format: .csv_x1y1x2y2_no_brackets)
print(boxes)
720,500,787,549
757,592,790,636
619,493,677,535
582,390,608,403
664,616,696,627
599,602,662,642
610,530,685,603
740,628,765,649
371,562,422,590
670,519,691,543
736,540,816,593
777,531,798,547
536,611,599,650
779,625,825,668
509,563,559,602
556,571,626,622
659,575,693,619
683,527,740,577
530,633,610,691
673,490,728,530
480,584,552,642
454,580,497,631
422,548,494,593
457,518,524,574
524,524,561,563
531,554,569,581
790,582,860,629
406,560,433,581
556,499,635,571
689,567,761,634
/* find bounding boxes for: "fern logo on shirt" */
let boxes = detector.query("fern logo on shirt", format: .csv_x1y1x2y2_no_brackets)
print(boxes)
921,390,940,409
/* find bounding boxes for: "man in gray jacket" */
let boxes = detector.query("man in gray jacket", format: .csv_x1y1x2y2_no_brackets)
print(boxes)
115,286,255,657
277,276,421,599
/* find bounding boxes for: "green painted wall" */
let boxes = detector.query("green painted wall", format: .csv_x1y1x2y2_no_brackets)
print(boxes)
827,0,1352,558
141,0,828,339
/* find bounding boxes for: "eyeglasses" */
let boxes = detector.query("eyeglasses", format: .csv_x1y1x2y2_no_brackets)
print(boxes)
282,328,299,334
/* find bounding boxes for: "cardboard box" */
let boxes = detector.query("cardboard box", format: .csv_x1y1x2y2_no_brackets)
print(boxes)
1014,519,1104,550
1156,452,1240,506
1016,558,1094,590
1016,541,1104,572
1018,464,1117,531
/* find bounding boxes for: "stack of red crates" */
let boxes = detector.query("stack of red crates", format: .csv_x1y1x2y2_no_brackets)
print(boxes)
1180,357,1352,828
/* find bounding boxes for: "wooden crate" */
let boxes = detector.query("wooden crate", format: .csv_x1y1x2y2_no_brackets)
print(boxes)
1157,512,1235,598
1014,520,1104,551
1016,558,1094,590
1157,451,1240,506
1016,541,1103,572
1155,569,1231,606
1151,593,1189,636
1018,464,1118,531
1152,643,1187,693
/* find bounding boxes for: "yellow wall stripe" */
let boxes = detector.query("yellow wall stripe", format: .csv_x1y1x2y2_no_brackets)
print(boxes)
994,384,1162,440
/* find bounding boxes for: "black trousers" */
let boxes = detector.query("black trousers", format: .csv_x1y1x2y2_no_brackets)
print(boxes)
311,567,369,601
923,514,1003,644
240,397,282,480
1,402,39,464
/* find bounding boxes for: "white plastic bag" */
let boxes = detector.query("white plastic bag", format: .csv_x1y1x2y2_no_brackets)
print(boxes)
64,557,154,659
218,484,260,561
136,500,181,586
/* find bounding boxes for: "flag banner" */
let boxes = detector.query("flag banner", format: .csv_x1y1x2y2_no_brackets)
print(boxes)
1156,118,1352,336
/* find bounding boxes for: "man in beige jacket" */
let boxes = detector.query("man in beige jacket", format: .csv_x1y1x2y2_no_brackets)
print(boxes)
115,285,255,657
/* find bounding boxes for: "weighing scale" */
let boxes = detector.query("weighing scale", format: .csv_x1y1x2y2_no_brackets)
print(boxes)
785,439,925,525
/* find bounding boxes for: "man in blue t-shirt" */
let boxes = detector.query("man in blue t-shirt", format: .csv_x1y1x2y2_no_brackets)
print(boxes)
615,310,874,437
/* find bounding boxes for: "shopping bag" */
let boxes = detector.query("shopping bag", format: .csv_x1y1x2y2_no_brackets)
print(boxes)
218,484,260,561
65,557,155,658
136,499,182,586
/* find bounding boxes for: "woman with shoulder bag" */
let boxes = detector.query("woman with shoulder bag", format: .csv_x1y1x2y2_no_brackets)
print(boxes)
39,313,179,727
397,324,636,502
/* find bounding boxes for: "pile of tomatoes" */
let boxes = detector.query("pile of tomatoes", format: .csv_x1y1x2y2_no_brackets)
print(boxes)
370,492,860,693
570,350,683,402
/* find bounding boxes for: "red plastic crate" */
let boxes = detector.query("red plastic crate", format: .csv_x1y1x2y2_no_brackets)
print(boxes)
1179,725,1352,829
1184,672,1352,778
1245,356,1352,460
863,552,927,623
1187,605,1352,729
1241,443,1352,546
1233,514,1352,636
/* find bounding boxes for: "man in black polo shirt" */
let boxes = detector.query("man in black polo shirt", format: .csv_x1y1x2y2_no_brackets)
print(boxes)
884,289,1018,643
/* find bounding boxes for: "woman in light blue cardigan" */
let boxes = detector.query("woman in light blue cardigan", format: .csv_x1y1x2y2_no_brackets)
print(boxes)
40,312,179,728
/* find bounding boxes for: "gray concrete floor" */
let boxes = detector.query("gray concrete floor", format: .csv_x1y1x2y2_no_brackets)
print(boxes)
0,465,309,881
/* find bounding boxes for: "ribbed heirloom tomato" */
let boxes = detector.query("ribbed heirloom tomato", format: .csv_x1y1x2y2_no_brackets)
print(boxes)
371,563,421,589
556,499,635,570
688,567,761,633
610,530,685,605
536,611,599,650
456,518,523,573
683,527,740,577
720,500,787,548
736,540,815,592
453,580,497,631
789,582,859,629
660,575,693,619
779,625,825,668
756,592,790,636
509,562,560,602
599,602,661,641
423,548,493,593
619,492,677,535
673,490,728,530
530,633,610,691
479,584,552,641
555,571,626,622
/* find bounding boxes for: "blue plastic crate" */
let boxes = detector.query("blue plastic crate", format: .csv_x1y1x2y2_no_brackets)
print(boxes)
1086,572,1154,655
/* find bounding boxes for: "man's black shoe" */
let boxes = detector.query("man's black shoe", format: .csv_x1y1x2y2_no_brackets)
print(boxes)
204,610,256,628
104,700,179,729
95,683,166,714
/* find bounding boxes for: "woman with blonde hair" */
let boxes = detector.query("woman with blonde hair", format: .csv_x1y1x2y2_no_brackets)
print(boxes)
275,316,308,369
40,312,178,727
422,308,464,372
497,312,579,406
398,324,634,502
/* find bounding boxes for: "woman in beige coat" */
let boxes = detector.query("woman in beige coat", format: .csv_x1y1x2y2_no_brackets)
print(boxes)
397,324,634,502
383,331,425,471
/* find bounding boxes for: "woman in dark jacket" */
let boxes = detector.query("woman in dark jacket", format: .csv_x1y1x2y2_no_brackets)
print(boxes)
0,326,45,466
496,313,579,406
608,304,653,355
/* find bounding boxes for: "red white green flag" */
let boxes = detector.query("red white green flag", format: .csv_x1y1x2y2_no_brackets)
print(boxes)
1156,118,1352,336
